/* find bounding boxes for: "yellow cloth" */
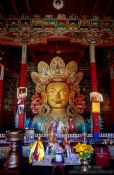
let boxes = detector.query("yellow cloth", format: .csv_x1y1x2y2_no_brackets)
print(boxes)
29,140,45,164
92,102,100,112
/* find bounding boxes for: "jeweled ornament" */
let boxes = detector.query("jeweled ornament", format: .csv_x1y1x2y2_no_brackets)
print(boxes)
53,0,64,10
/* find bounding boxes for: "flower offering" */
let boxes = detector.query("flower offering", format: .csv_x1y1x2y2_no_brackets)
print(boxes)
74,143,94,159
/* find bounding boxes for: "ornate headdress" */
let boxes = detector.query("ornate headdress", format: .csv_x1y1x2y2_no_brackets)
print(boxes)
31,56,83,93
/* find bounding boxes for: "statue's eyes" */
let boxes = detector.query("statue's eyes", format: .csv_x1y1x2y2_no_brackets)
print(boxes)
49,91,56,95
62,91,66,95
60,90,68,95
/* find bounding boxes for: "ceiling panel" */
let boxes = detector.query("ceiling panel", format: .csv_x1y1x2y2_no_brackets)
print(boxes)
0,0,114,18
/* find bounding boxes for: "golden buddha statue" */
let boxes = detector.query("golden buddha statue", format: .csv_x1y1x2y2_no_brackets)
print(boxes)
25,56,87,133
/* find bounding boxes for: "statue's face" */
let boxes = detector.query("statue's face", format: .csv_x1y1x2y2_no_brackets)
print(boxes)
47,82,69,108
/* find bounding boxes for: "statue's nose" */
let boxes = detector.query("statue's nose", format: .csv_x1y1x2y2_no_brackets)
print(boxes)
56,92,60,99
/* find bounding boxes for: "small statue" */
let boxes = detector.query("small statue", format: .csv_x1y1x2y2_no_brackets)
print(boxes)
46,128,58,155
46,129,63,156
57,121,65,133
15,87,27,128
29,136,45,164
48,120,57,134
63,133,72,158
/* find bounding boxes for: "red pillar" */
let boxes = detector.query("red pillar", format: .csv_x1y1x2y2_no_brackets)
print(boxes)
20,46,27,87
18,45,27,129
89,45,100,135
110,64,114,124
0,64,4,124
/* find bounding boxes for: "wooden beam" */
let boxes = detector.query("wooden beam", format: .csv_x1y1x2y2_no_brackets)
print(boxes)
102,0,113,18
24,0,32,17
79,0,86,17
39,0,43,17
66,0,71,18
10,0,20,17
90,0,99,18
0,5,6,17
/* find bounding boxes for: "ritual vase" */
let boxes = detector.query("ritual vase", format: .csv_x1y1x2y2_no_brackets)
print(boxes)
4,129,24,168
81,158,89,172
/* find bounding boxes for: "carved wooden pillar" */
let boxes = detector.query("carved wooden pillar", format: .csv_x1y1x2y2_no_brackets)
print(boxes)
18,45,27,129
110,64,114,125
89,45,100,136
19,45,27,87
0,64,4,124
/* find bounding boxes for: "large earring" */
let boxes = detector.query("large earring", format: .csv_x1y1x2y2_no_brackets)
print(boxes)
41,91,47,104
40,104,50,116
67,104,77,116
41,91,50,116
69,90,75,105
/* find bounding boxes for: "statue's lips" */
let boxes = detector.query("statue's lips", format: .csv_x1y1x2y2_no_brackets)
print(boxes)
55,100,62,104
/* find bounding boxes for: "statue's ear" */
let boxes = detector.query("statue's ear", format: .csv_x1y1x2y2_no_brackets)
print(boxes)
69,90,75,105
41,91,47,104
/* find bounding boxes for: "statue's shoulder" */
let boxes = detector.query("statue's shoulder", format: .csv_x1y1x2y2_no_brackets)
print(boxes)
32,114,46,124
32,115,39,124
74,113,84,124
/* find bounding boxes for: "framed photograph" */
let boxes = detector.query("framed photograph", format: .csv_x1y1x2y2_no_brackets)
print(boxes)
90,92,103,102
17,87,27,99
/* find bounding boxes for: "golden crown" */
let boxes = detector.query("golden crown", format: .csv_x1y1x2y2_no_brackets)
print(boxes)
31,56,83,93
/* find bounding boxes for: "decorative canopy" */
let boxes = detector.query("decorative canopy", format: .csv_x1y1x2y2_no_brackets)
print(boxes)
0,0,114,46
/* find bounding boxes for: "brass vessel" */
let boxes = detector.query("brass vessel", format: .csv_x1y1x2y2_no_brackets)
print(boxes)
4,130,24,168
81,158,89,172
